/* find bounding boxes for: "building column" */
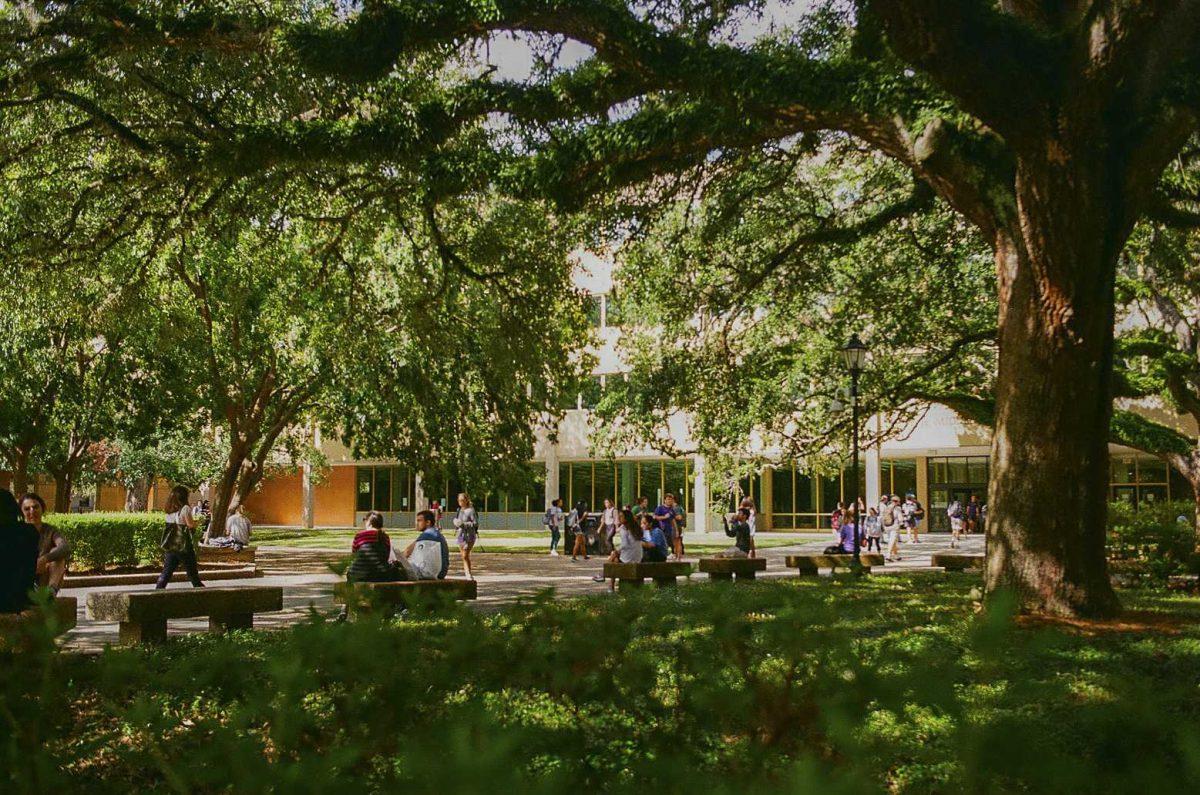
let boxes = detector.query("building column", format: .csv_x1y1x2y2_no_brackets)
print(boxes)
865,415,882,506
544,446,560,509
693,454,709,534
414,474,427,512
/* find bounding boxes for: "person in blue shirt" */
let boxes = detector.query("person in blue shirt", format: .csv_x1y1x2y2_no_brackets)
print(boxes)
653,497,678,557
405,510,450,580
823,507,859,554
640,513,669,563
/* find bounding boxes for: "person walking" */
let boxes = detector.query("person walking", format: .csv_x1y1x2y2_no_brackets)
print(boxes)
544,498,564,556
903,493,925,544
947,498,965,549
452,492,479,579
569,499,591,561
20,492,71,595
965,494,982,535
883,495,903,562
600,498,618,555
864,506,883,552
156,485,204,589
739,496,759,558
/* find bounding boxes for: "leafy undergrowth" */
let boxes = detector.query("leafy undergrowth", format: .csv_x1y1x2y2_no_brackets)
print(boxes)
5,577,1200,793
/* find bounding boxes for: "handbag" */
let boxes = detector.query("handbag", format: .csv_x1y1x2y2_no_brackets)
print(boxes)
160,520,193,553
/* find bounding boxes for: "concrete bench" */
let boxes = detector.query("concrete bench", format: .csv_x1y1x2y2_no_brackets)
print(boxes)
785,554,886,574
0,597,77,651
931,553,985,572
698,557,767,581
602,562,694,589
333,579,477,615
87,586,283,644
1167,574,1200,593
196,545,258,565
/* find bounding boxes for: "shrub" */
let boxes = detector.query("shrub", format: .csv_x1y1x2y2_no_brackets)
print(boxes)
1107,500,1199,581
48,512,164,570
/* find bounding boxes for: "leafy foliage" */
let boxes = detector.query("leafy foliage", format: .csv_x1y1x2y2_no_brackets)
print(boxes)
1107,501,1200,582
47,512,164,571
5,579,1200,792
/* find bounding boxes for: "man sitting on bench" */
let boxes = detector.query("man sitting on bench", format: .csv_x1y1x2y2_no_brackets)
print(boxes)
715,508,753,559
402,510,449,581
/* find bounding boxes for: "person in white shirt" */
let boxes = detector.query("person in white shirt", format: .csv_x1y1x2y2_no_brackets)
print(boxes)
544,498,565,555
593,508,642,587
225,504,252,546
156,485,204,589
600,498,618,554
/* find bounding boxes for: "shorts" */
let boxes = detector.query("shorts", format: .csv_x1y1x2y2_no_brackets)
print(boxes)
950,517,964,532
456,528,478,547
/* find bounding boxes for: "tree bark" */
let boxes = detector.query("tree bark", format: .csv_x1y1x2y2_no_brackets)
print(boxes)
51,469,73,514
8,447,31,495
124,475,152,512
984,155,1127,618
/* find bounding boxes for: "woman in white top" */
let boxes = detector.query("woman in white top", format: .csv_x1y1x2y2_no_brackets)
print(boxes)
156,485,204,589
739,496,759,558
593,508,642,588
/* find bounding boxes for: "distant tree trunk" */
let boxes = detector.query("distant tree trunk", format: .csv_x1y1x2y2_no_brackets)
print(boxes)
52,469,74,514
125,475,152,512
984,155,1125,618
9,446,32,495
208,440,253,541
1166,451,1200,549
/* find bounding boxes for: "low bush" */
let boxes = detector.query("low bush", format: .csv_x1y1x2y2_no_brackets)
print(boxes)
47,512,163,570
4,577,1200,793
1107,500,1200,581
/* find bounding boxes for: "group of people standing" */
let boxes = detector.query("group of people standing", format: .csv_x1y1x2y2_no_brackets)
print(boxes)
545,492,688,563
0,488,72,615
824,492,927,562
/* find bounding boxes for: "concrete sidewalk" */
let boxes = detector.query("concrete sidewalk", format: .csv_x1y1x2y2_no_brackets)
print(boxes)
58,533,984,653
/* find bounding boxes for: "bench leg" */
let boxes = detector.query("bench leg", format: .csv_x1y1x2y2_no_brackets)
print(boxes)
707,572,733,582
653,577,677,588
793,565,818,576
618,578,643,590
209,613,253,633
120,619,166,645
735,571,756,581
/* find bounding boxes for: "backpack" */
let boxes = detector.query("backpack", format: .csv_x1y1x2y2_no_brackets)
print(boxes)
882,504,897,527
947,502,963,519
543,508,554,528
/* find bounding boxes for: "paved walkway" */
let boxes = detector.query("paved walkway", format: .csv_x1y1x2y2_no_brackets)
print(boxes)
58,533,984,653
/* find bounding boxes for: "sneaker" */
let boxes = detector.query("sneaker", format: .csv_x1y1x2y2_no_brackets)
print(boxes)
592,575,605,583
550,550,559,556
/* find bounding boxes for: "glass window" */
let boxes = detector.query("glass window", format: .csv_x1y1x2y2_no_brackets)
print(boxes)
771,466,794,515
643,462,664,505
569,462,592,509
1137,458,1168,484
390,467,411,512
929,458,948,484
1111,456,1137,484
581,376,603,410
947,458,970,483
1113,485,1137,505
819,473,841,513
594,462,616,507
604,291,622,328
356,468,373,512
795,472,816,513
968,457,989,485
557,463,570,504
1139,485,1168,505
663,460,688,511
373,467,391,513
774,513,795,530
890,460,917,498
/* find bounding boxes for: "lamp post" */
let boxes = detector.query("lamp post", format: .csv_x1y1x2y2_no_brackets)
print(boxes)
841,334,868,567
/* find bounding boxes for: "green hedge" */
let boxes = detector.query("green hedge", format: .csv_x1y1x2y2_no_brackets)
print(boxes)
48,512,164,570
1107,500,1200,581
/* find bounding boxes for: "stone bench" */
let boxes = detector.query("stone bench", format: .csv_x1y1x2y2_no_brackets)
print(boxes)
698,557,767,581
1167,574,1200,593
0,597,77,651
930,553,985,572
196,545,258,565
602,562,694,589
333,579,477,615
785,553,886,574
87,586,283,644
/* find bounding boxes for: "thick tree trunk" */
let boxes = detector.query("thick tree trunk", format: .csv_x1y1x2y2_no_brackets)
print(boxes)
125,475,152,512
9,447,32,495
207,458,242,541
985,158,1125,618
52,470,73,514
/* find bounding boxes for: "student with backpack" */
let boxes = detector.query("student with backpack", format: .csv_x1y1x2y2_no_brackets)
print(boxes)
947,498,965,549
903,493,925,544
883,495,903,562
544,498,564,556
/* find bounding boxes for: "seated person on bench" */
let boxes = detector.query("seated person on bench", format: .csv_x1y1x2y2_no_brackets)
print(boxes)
1,488,38,614
640,513,670,563
347,512,405,583
401,510,450,581
715,508,753,559
823,507,860,555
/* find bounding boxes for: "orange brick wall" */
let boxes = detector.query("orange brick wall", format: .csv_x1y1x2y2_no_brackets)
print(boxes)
314,465,356,528
97,485,126,511
241,465,355,528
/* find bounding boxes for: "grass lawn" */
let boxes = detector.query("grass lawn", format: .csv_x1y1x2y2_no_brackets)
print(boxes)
11,576,1200,792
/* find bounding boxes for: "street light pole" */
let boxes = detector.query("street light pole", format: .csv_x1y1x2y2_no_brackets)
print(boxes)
841,334,868,569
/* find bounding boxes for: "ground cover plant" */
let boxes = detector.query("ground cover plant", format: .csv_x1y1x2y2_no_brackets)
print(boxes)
5,577,1200,793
